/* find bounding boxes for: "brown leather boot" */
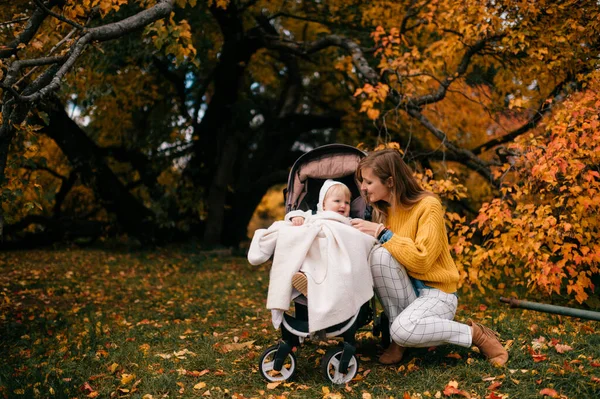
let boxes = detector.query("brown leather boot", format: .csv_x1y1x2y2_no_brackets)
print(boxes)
378,342,407,365
292,272,308,297
468,319,508,366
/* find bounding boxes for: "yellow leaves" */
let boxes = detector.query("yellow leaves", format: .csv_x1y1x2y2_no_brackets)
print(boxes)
145,17,197,66
355,83,389,120
220,340,255,353
120,373,135,385
155,348,196,360
322,386,343,399
139,343,150,355
207,0,229,9
108,363,119,374
193,382,207,390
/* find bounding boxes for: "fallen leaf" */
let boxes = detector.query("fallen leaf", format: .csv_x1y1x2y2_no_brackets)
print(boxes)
96,349,108,358
362,393,372,399
221,340,255,352
266,382,281,390
194,382,207,390
120,374,135,385
446,353,462,359
554,344,573,354
187,369,210,377
173,349,196,358
443,380,470,398
539,388,559,398
487,381,502,391
81,382,94,393
532,354,548,362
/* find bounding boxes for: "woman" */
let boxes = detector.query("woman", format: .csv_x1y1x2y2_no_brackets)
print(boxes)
350,149,508,366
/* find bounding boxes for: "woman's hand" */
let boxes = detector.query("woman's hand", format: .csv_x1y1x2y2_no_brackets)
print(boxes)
350,219,382,238
291,217,305,226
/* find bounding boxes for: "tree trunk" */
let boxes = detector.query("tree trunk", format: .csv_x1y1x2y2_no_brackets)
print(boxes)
203,134,239,245
43,99,158,241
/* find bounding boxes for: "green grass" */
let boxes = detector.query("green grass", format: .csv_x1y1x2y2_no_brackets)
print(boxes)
1,246,599,399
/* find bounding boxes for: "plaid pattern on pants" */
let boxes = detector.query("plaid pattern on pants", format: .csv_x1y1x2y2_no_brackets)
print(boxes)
370,246,472,348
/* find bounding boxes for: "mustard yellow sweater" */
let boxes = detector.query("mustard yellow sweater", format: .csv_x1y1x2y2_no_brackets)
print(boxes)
382,195,459,293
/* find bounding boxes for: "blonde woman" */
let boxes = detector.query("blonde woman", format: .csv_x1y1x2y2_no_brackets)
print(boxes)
350,149,508,366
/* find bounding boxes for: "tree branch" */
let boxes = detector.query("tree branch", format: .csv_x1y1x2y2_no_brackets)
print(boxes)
405,106,500,185
33,0,84,30
0,17,30,27
471,76,571,154
8,0,174,102
407,35,504,107
21,163,67,181
265,34,379,85
0,3,50,59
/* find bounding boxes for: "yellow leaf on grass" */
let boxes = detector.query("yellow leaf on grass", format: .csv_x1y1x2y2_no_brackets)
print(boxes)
121,374,135,385
266,382,281,389
194,382,207,390
221,340,255,352
108,363,119,374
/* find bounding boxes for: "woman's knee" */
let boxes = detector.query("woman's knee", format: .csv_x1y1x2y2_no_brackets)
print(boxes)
390,315,418,347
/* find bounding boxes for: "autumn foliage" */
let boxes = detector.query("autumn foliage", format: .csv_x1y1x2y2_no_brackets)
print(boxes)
448,72,600,304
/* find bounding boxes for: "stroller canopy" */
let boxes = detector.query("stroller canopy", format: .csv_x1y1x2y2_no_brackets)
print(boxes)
285,144,367,218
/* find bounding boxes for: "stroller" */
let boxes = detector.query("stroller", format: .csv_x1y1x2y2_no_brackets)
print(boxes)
257,144,389,384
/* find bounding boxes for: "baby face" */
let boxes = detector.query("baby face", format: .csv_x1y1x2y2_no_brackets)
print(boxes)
323,191,351,217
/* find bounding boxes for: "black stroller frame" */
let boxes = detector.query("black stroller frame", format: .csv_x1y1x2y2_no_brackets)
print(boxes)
257,144,389,384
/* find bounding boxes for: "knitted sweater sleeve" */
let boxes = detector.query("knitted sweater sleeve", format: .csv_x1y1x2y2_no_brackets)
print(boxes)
382,197,446,274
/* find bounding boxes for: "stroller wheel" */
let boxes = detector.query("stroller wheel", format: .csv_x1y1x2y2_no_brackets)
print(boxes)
321,347,359,384
258,344,297,382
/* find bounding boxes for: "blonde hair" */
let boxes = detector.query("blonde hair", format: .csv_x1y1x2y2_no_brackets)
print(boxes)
356,148,433,223
323,183,351,206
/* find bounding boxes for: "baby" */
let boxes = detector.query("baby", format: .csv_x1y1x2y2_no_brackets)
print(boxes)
247,179,376,333
285,179,352,295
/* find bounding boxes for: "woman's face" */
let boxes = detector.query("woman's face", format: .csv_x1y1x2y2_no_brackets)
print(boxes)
360,167,391,204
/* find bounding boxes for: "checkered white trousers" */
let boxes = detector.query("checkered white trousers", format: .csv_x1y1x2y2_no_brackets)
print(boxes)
370,247,472,348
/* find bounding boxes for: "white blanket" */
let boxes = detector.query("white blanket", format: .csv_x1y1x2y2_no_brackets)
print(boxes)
248,211,377,332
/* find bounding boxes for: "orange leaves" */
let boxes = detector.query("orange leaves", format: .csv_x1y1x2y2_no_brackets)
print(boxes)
452,73,600,303
354,83,390,120
443,380,470,398
539,388,560,398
